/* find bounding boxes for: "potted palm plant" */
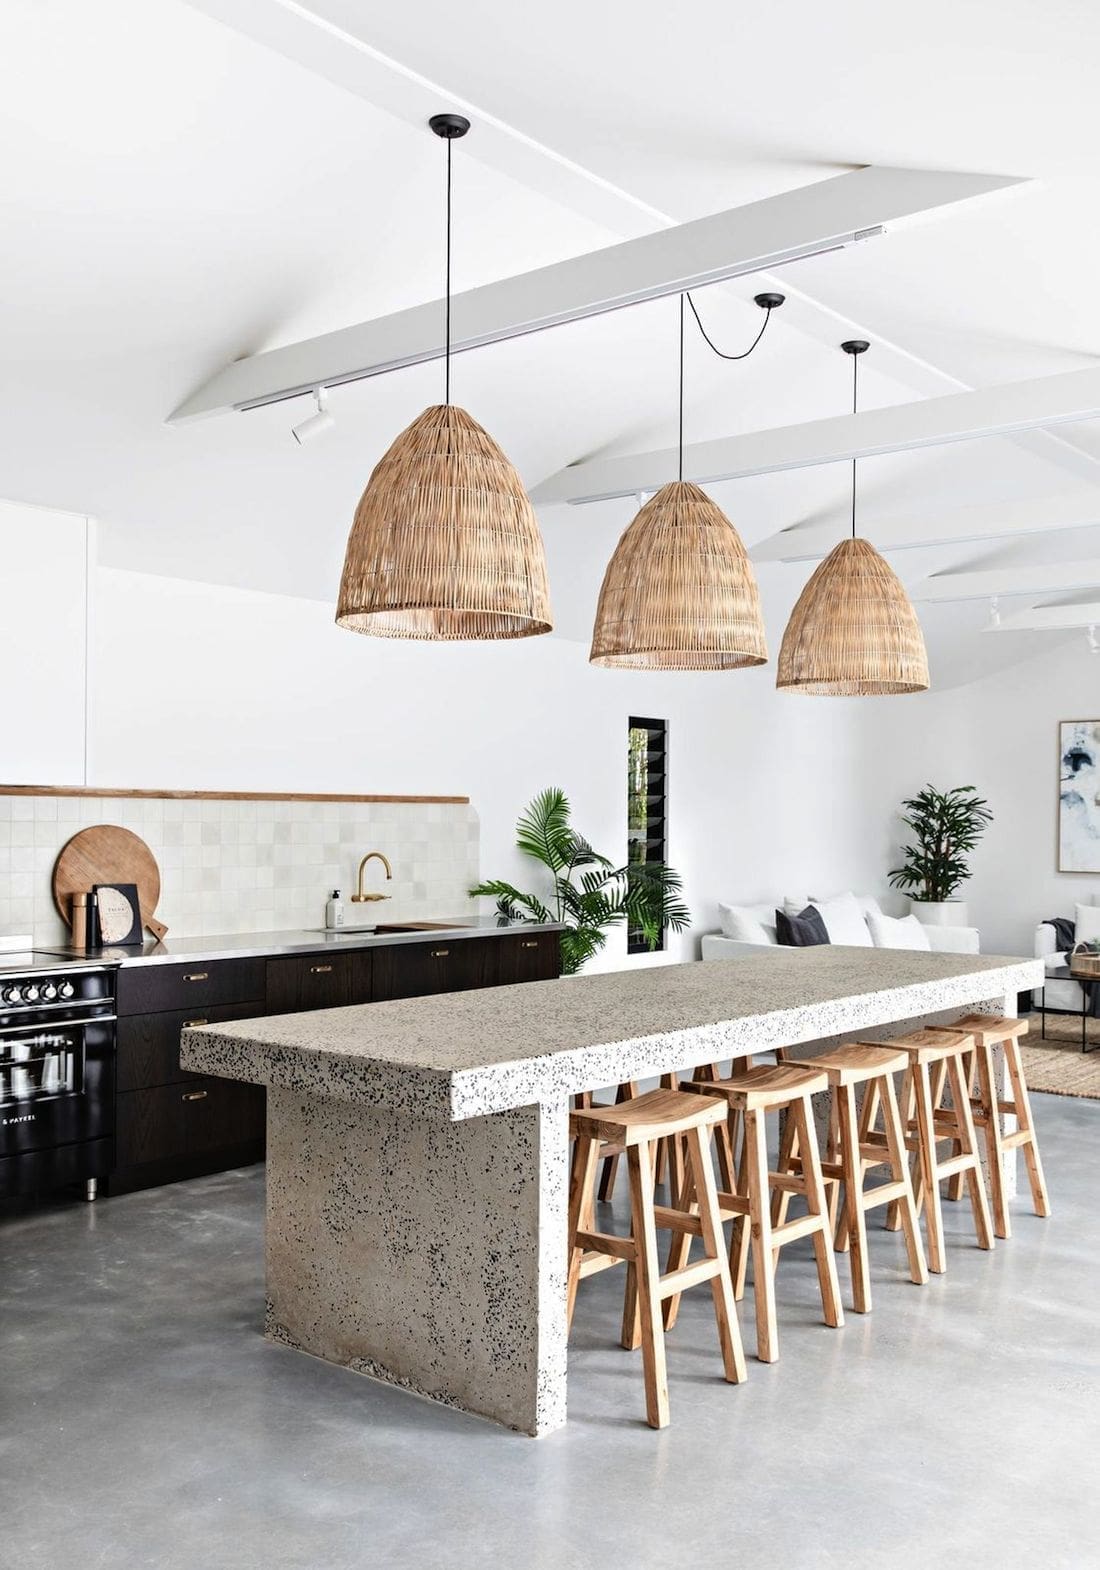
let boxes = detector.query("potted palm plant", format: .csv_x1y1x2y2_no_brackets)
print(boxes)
470,787,690,975
887,784,993,926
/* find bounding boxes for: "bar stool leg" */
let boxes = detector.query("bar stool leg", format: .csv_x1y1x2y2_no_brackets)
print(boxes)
946,1051,994,1251
744,1107,780,1363
730,1111,752,1300
567,1134,600,1329
911,1061,947,1274
879,1070,927,1286
626,1140,670,1429
836,1082,871,1313
790,1094,844,1329
684,1123,747,1385
972,1042,1010,1239
1004,1035,1051,1218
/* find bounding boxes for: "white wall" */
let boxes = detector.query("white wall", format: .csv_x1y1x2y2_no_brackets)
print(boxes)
86,566,886,967
855,635,1100,958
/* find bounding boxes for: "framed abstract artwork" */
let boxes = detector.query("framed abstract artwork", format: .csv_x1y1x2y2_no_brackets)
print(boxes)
1059,720,1100,871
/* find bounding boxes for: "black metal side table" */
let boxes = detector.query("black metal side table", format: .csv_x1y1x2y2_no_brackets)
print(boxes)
1040,965,1096,1052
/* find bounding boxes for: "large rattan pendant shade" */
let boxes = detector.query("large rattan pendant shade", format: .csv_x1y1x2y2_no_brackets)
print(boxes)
589,479,768,669
775,536,929,695
335,403,553,640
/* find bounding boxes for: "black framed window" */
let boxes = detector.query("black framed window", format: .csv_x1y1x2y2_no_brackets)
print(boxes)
627,716,667,955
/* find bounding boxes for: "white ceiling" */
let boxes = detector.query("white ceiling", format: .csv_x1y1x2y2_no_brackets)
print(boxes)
2,0,1100,685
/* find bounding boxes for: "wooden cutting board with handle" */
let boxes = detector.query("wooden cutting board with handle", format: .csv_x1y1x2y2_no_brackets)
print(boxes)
53,825,168,941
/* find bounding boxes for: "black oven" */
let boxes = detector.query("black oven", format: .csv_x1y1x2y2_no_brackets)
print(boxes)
0,961,115,1200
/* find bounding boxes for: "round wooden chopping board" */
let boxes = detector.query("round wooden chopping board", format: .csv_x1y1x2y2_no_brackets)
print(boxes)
53,825,168,941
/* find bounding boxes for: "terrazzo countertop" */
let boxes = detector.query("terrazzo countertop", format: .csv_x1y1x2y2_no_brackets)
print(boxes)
181,946,1043,1121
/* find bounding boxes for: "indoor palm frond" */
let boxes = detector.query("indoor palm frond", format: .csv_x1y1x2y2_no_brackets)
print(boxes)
887,784,993,903
471,788,691,975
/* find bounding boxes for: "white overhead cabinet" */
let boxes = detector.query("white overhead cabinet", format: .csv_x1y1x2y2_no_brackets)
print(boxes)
0,499,90,786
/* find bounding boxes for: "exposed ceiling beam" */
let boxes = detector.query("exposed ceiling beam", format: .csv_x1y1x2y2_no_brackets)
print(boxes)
532,362,1100,507
912,560,1100,604
752,491,1100,564
987,601,1100,632
169,166,1021,423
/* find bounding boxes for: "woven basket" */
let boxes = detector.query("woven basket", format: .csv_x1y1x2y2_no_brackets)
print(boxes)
589,480,768,669
336,403,552,640
1070,944,1100,978
776,536,929,695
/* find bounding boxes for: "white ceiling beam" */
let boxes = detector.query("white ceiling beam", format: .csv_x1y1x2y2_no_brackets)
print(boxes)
169,166,1021,423
533,362,1100,507
752,491,1100,563
912,560,1100,604
987,601,1100,632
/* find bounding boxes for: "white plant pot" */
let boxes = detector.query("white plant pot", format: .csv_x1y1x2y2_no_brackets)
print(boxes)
910,899,968,928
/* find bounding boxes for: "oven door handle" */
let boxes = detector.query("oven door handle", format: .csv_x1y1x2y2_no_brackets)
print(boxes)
0,1014,116,1036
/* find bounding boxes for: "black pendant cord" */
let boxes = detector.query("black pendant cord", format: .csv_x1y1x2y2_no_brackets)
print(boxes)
444,132,453,407
685,289,780,361
678,293,685,482
851,349,858,539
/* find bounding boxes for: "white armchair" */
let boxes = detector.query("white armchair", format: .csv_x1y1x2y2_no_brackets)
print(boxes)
1035,922,1082,1011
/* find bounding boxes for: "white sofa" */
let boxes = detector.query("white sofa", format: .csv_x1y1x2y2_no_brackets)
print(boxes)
702,891,980,962
1035,921,1083,1010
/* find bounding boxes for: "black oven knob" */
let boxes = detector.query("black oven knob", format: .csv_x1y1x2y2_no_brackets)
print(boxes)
57,980,75,1000
40,981,57,1002
21,983,40,1003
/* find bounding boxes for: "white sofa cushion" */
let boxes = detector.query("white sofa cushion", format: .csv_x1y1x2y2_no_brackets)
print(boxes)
866,912,932,951
718,902,778,945
780,894,811,919
1076,903,1100,945
809,892,873,946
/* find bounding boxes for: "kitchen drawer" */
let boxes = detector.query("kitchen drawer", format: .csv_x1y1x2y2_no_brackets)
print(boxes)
116,1001,265,1093
494,931,561,985
116,1077,265,1168
372,937,494,1001
116,958,266,1017
266,949,373,1014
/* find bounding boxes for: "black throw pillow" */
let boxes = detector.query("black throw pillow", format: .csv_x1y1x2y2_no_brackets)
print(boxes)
775,905,830,947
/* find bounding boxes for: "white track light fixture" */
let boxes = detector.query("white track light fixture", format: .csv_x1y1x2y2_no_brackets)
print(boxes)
292,388,334,445
1087,624,1099,655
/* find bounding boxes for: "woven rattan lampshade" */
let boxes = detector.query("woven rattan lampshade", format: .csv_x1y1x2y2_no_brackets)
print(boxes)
589,479,767,669
775,536,929,695
336,402,553,640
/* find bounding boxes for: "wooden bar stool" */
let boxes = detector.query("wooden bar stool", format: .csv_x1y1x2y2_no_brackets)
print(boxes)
588,1073,683,1202
878,1028,994,1273
773,1044,927,1312
566,1086,747,1429
925,1014,1050,1238
668,1064,844,1364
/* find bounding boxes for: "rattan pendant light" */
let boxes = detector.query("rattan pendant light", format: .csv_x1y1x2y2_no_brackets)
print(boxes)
589,296,767,669
336,114,552,641
775,341,929,695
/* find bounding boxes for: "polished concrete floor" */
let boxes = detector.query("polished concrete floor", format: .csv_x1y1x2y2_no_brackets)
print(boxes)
3,1093,1098,1570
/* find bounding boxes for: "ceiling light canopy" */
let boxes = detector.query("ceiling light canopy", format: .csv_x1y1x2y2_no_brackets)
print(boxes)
776,341,929,696
589,294,772,670
336,114,552,642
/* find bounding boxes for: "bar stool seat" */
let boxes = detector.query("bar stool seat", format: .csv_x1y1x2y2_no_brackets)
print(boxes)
875,1028,994,1273
667,1064,843,1363
925,1014,1050,1238
567,1087,746,1429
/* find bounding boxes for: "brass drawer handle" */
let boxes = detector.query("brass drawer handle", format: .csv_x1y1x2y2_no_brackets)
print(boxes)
521,940,538,949
183,972,209,983
182,1090,208,1102
310,964,334,975
182,1018,208,1028
431,948,450,958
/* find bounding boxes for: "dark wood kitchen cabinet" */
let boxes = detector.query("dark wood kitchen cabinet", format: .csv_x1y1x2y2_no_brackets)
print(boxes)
109,930,560,1196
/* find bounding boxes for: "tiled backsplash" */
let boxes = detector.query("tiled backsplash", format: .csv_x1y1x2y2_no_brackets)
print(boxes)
0,794,480,944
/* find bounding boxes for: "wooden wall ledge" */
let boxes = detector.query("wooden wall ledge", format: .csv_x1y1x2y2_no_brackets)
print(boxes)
0,785,470,804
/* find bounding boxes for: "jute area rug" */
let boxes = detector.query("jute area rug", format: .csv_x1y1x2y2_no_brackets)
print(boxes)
1020,1011,1100,1100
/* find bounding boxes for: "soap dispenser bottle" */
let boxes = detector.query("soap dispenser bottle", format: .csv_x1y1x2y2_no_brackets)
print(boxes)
325,889,344,929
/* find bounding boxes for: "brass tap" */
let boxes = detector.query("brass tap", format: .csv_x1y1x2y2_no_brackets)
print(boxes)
351,850,393,903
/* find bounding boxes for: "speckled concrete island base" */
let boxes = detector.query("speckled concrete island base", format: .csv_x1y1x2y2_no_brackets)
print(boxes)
263,1088,569,1436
